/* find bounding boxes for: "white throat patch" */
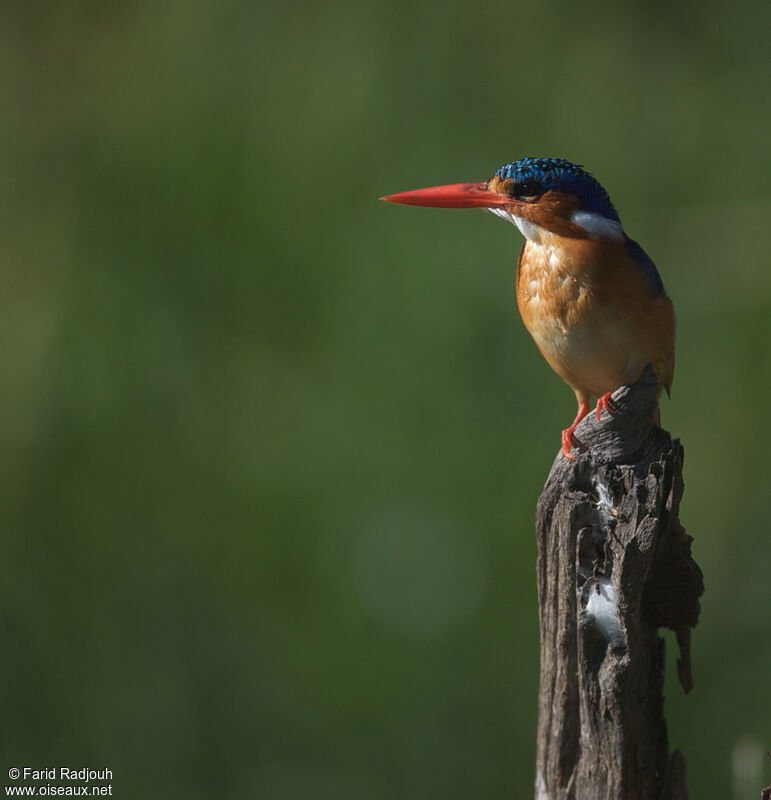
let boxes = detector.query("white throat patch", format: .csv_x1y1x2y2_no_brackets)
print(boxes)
486,208,546,242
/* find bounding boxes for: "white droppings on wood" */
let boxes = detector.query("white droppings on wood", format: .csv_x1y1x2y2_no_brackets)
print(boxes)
593,476,618,519
584,577,621,639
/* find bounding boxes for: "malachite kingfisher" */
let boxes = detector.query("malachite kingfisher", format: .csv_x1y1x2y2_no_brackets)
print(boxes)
382,157,675,459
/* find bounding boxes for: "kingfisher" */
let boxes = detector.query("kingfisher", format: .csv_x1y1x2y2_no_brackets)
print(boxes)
382,157,675,459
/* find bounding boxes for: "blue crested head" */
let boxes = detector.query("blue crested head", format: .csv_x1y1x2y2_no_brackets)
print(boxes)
494,158,619,222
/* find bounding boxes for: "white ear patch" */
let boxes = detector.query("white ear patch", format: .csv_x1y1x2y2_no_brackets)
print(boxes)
571,211,625,241
486,208,545,242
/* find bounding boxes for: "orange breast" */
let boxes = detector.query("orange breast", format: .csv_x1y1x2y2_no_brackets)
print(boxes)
516,232,674,401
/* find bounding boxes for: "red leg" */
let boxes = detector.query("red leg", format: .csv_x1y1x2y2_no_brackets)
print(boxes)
595,391,614,422
561,401,591,460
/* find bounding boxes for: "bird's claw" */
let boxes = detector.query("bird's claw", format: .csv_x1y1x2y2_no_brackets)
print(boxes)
561,401,590,459
595,392,614,421
561,428,576,460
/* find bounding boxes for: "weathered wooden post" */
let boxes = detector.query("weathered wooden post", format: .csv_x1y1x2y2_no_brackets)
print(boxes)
534,366,703,800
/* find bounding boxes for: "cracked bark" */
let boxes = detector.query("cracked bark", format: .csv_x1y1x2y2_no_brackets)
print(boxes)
534,366,703,800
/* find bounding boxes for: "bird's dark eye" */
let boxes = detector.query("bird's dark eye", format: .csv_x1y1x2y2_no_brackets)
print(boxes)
511,180,543,200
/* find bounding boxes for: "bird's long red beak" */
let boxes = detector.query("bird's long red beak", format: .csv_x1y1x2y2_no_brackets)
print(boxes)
381,181,511,209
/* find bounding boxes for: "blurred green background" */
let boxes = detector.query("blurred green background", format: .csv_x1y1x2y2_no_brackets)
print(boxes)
1,1,769,797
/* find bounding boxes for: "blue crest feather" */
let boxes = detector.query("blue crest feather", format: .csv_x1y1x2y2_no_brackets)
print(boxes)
495,157,619,222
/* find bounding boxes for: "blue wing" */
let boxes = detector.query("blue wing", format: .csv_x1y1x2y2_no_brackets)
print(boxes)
624,237,665,296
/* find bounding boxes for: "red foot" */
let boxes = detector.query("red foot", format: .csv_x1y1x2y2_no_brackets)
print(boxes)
595,392,614,422
561,401,590,459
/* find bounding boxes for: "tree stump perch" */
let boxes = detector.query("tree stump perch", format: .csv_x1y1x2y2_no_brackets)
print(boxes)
534,366,704,800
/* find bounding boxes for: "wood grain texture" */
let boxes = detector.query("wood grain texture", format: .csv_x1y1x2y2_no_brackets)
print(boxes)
535,366,703,800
